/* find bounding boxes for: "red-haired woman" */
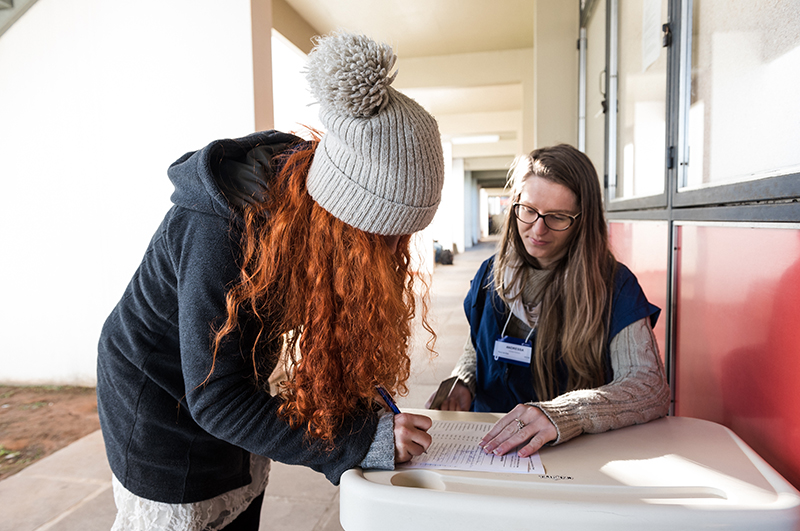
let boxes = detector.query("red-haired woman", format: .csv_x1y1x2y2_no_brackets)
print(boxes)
429,144,669,459
97,32,443,531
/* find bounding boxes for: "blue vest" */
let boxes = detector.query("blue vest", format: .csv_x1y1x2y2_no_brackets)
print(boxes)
464,258,660,413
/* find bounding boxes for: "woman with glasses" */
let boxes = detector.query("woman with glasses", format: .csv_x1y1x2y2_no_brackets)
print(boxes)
427,144,669,459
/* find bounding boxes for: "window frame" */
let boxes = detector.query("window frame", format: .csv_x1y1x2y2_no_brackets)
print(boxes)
579,0,800,407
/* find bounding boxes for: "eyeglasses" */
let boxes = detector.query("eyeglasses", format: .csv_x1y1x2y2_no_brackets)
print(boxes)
512,203,580,231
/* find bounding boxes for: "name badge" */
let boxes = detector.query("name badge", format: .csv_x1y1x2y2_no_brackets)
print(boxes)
493,336,532,367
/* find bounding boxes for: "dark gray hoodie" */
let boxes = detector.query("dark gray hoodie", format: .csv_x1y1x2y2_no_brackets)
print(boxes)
97,131,380,504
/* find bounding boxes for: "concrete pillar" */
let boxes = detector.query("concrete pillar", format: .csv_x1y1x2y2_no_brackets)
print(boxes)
521,48,536,155
451,157,466,253
251,0,274,131
430,143,467,254
479,188,490,239
533,0,580,148
464,171,479,248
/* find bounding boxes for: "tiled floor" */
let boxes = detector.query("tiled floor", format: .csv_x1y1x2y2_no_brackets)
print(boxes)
0,240,496,531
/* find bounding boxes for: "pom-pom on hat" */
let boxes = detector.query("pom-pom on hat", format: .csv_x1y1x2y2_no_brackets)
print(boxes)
305,32,445,236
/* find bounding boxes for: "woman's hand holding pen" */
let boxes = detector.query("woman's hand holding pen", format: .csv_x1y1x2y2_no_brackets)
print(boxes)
393,413,432,463
376,386,432,463
478,404,557,458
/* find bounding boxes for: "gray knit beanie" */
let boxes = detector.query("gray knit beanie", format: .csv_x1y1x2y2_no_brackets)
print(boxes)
304,32,444,236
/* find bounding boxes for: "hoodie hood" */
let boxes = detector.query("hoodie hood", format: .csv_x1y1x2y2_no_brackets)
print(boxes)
167,130,302,218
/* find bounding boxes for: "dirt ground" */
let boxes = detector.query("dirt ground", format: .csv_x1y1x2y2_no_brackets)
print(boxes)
0,385,100,481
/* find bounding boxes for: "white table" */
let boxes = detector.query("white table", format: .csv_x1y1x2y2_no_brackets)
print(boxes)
340,410,800,531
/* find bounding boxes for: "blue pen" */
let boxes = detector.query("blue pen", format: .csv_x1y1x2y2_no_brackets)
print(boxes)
376,386,401,414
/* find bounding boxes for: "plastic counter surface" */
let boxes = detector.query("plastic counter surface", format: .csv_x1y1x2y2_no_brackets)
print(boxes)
339,410,800,531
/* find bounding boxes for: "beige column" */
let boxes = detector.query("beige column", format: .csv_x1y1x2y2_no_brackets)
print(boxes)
251,0,274,131
533,0,580,148
521,47,536,155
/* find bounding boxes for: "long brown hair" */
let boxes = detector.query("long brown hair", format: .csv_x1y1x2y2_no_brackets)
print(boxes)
212,139,434,442
494,144,616,401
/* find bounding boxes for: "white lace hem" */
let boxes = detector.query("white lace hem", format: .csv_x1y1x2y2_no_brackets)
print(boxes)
110,454,271,531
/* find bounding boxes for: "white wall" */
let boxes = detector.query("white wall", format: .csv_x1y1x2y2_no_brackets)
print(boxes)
271,30,323,135
0,0,258,384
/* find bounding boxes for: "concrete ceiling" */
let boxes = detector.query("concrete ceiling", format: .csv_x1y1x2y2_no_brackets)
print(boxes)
284,0,534,58
282,0,537,179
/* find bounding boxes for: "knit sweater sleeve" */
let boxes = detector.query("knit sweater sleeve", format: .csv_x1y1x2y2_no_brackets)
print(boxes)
358,411,395,469
531,317,670,445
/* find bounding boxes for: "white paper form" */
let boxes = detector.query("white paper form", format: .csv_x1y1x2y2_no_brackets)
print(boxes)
397,420,545,474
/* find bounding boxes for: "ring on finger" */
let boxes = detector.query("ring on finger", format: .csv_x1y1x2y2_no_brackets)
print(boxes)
514,418,525,431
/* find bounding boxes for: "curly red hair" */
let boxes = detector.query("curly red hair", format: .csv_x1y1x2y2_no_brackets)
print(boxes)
213,138,434,442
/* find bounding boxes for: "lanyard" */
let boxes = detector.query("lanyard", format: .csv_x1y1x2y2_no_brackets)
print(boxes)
500,311,536,343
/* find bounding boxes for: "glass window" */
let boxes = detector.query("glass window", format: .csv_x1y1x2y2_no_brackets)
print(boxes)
585,0,607,183
683,0,800,189
614,0,668,200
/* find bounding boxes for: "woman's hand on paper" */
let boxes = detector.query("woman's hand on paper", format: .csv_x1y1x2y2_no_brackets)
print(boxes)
394,413,433,463
478,404,557,458
425,380,473,411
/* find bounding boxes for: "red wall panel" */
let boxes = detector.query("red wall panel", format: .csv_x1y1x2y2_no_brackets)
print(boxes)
608,221,669,360
675,223,800,489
